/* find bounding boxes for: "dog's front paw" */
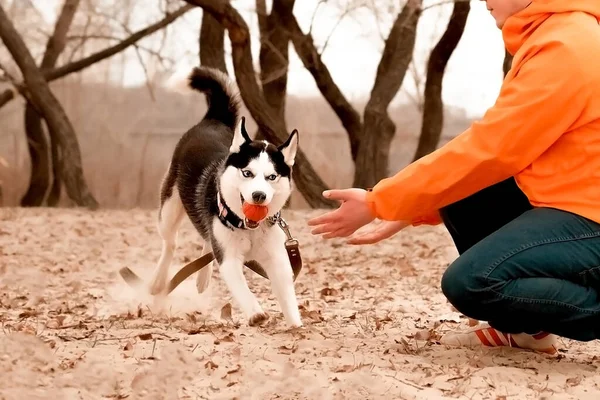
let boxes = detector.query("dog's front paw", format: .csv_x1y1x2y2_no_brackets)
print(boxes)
288,320,303,329
249,312,269,326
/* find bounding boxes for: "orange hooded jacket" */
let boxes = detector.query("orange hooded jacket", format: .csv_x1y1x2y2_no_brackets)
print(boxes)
365,0,600,226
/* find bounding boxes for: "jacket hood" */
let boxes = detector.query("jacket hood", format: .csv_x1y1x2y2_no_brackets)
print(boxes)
502,0,600,54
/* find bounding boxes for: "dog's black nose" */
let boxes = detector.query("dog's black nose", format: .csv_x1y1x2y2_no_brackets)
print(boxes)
252,191,267,204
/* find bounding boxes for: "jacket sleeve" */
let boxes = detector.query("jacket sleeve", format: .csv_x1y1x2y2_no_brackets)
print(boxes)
364,41,591,224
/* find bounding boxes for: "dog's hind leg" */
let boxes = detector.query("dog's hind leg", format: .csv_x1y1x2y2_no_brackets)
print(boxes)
195,242,214,293
149,188,185,295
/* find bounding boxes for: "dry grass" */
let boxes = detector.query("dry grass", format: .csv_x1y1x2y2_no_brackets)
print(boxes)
1,207,600,399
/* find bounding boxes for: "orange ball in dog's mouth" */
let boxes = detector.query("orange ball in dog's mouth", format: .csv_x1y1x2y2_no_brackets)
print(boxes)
242,202,269,226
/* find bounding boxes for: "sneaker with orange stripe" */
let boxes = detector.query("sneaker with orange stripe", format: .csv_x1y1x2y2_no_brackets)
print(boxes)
439,323,558,355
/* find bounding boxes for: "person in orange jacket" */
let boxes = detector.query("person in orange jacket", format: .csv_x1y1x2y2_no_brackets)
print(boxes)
308,0,600,354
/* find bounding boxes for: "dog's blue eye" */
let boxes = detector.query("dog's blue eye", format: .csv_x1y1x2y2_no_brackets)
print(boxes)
242,170,253,178
267,174,277,181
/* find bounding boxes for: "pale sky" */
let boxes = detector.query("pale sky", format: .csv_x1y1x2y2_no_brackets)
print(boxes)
33,0,505,118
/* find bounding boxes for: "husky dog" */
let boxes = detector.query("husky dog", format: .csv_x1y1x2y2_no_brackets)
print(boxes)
148,66,303,328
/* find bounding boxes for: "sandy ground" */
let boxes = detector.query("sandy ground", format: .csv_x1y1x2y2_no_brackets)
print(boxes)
1,207,600,400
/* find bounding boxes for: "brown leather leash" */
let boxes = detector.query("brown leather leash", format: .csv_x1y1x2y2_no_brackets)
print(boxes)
118,216,302,294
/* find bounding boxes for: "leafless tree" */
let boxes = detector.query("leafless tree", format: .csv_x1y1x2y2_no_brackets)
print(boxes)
0,3,97,207
412,0,470,161
20,0,81,207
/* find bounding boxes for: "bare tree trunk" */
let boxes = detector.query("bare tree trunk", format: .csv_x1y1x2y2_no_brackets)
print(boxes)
46,141,61,205
253,0,294,140
184,0,334,208
21,0,80,207
503,48,513,77
0,4,98,208
257,0,294,123
21,106,51,206
353,0,422,188
412,0,470,161
0,5,193,111
200,4,227,73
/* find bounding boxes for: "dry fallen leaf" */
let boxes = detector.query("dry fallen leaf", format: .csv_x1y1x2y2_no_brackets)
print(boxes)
186,312,197,324
226,365,241,375
46,319,61,329
375,315,392,330
333,365,355,373
138,333,153,340
278,343,298,355
221,303,233,321
414,329,432,341
18,309,39,318
299,305,324,322
215,332,235,344
320,287,339,297
566,376,582,386
205,360,218,370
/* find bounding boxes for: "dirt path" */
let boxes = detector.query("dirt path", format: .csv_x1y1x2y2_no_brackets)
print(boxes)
1,207,599,399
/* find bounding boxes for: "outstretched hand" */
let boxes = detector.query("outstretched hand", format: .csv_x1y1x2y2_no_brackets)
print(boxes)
346,220,409,245
307,188,375,239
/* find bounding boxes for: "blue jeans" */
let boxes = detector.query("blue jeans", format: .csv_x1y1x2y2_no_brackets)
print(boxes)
439,178,600,341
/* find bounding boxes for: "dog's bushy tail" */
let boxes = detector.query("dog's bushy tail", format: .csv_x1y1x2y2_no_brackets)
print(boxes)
188,66,240,130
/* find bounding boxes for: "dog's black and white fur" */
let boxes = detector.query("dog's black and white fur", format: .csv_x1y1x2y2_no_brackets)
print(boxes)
148,66,302,328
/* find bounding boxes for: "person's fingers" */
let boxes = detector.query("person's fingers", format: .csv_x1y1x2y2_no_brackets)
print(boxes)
323,227,353,239
322,188,363,202
307,209,340,226
310,223,340,235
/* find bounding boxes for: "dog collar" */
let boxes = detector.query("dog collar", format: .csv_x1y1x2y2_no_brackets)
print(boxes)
216,192,246,230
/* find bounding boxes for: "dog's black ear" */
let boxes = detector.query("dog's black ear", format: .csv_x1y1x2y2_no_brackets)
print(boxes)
230,116,252,152
278,129,299,167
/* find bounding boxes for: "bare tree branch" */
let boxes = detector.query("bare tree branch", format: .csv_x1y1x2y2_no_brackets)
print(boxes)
256,0,268,34
404,60,425,111
182,0,335,208
0,3,97,208
283,12,363,160
413,0,470,161
0,4,194,110
200,2,227,73
308,0,327,36
319,3,366,55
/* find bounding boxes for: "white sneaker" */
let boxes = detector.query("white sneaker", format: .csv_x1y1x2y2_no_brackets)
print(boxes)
439,323,558,355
